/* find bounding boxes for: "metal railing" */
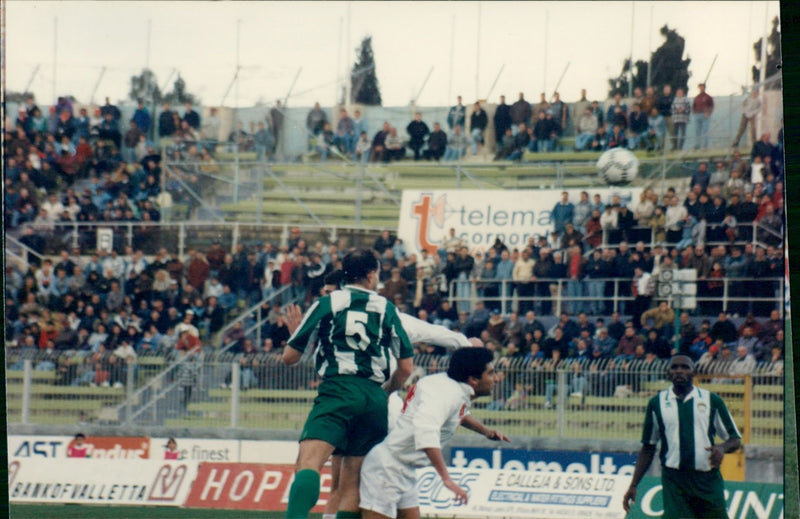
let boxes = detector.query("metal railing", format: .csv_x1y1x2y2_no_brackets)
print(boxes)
447,276,784,318
21,221,385,257
8,354,781,446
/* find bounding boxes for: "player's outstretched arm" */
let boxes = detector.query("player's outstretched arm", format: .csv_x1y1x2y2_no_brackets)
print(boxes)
460,414,511,443
383,357,414,394
623,443,656,513
423,447,469,505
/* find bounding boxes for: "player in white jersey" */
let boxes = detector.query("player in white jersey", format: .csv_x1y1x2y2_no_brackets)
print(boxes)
359,347,510,519
291,270,479,519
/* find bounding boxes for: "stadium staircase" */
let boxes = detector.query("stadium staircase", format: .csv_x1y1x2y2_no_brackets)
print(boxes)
205,147,732,227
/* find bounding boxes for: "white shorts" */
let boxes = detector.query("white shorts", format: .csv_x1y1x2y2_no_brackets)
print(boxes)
359,443,418,518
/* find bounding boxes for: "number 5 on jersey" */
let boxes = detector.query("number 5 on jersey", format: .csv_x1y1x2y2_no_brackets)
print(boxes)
345,311,370,351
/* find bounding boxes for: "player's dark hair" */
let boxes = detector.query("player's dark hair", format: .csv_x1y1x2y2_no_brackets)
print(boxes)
342,249,379,284
75,433,86,440
324,269,344,288
447,347,494,383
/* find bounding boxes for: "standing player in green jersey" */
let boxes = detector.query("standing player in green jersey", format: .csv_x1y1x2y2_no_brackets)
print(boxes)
623,355,741,519
283,249,415,519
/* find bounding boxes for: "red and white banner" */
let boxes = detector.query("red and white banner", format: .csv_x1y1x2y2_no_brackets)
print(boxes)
184,462,331,512
8,458,195,505
10,435,150,459
398,188,643,256
416,467,629,519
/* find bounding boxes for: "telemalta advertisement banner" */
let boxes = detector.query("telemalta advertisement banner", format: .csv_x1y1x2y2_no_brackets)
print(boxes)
398,188,643,257
8,458,196,506
416,467,629,518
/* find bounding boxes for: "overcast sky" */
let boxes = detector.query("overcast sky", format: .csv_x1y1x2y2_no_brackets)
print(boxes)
5,1,781,108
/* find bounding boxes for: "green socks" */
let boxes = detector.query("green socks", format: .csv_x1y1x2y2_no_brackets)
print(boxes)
286,469,320,519
335,512,362,519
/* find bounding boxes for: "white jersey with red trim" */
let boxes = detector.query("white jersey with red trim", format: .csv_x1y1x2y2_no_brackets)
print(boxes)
382,372,473,468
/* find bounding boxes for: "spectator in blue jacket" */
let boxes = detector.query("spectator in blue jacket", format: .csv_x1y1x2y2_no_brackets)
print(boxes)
552,191,575,234
132,100,151,134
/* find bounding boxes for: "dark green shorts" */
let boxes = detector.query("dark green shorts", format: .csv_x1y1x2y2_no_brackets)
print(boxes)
662,467,727,519
299,375,388,457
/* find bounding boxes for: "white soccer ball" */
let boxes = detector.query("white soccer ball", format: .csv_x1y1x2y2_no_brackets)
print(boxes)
596,148,639,185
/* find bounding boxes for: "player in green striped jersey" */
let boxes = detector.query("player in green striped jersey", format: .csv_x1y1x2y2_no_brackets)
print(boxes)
283,249,415,519
623,355,741,518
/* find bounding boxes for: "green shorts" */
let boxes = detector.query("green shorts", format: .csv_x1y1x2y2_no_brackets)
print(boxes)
662,467,727,519
299,375,388,457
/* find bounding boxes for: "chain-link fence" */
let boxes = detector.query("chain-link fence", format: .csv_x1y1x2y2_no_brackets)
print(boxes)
7,352,782,447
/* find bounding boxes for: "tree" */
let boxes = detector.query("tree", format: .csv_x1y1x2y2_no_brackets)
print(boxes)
128,68,162,103
752,16,781,90
607,25,691,97
162,75,199,105
351,36,381,106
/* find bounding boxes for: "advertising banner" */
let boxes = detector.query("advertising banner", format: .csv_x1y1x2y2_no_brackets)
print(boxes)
398,188,643,256
238,440,300,464
8,458,195,505
183,462,332,512
450,447,636,476
9,435,150,459
626,476,784,519
417,467,629,518
149,438,239,462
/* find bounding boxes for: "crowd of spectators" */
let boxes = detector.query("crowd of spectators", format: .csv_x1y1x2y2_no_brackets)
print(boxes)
3,90,786,397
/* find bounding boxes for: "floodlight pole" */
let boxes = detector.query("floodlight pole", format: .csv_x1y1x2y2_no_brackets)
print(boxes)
234,19,241,204
476,2,482,101
24,65,40,96
345,2,352,110
89,67,107,106
448,15,456,102
543,11,549,94
52,17,58,103
485,64,505,101
646,6,653,88
628,2,635,98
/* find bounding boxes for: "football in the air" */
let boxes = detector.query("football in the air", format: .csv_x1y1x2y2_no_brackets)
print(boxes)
596,148,639,185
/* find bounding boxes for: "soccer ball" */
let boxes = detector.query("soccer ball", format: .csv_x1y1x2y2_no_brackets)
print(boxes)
597,148,639,185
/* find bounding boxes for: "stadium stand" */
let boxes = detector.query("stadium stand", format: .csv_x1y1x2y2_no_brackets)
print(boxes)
4,90,785,449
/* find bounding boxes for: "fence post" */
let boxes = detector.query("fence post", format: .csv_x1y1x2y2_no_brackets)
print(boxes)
178,224,186,259
127,223,134,249
126,362,135,426
231,362,240,429
72,222,80,250
743,374,752,445
556,370,566,437
22,359,32,425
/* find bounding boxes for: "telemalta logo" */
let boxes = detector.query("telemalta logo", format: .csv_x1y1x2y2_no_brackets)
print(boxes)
411,194,447,254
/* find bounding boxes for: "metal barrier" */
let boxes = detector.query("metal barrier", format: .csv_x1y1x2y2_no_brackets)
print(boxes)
6,353,783,446
23,220,385,257
447,276,784,319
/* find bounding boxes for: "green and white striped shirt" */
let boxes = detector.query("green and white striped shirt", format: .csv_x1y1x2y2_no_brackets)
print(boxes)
287,285,414,384
642,386,741,472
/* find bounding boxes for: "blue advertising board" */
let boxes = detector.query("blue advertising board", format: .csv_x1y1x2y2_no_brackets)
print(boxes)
449,447,637,476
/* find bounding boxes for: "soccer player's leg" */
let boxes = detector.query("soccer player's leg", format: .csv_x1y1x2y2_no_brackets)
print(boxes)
287,379,354,518
359,443,417,519
339,378,391,516
322,454,343,519
661,468,700,519
287,439,336,519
